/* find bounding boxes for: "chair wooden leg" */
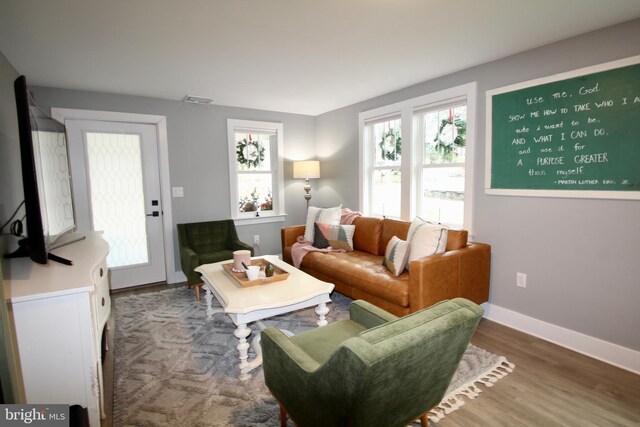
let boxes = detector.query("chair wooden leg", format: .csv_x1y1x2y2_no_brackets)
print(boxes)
419,413,429,427
279,404,287,427
187,280,203,302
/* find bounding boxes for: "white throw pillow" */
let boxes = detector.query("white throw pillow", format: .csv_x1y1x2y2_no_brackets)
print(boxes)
406,217,448,269
304,205,342,243
383,236,410,277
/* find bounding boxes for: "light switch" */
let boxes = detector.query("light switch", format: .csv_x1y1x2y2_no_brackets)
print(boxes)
172,187,184,197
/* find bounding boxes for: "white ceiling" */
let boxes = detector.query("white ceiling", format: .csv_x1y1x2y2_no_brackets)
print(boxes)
2,1,640,116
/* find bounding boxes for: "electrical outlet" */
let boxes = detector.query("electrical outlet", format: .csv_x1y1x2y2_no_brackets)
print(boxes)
254,235,260,245
517,272,527,288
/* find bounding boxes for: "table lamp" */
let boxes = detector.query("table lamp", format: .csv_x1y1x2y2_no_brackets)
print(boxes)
293,160,320,207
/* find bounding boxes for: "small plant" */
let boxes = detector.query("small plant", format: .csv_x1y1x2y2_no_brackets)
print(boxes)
239,188,273,212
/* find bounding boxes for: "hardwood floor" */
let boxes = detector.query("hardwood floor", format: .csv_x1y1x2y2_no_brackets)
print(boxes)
103,285,640,426
442,320,640,427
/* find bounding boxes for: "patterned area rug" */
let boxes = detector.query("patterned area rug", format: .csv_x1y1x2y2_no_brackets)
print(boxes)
113,287,513,426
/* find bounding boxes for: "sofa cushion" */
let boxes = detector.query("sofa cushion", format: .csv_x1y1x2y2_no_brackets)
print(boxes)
352,216,383,254
301,251,409,307
382,236,410,277
304,205,342,243
313,223,355,251
407,218,448,269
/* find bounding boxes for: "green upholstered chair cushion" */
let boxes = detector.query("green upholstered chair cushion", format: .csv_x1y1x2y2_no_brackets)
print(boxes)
261,298,483,427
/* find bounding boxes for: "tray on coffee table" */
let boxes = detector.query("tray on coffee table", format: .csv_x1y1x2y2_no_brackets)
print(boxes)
221,258,290,287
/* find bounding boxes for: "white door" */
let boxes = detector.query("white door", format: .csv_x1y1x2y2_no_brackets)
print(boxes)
65,120,166,289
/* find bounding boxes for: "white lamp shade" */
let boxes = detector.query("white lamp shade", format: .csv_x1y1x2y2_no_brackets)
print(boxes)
293,160,320,179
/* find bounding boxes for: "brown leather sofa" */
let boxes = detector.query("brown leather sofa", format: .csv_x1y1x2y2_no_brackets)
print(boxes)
281,216,491,316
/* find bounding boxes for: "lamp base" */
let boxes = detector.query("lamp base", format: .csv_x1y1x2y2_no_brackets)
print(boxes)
304,179,312,207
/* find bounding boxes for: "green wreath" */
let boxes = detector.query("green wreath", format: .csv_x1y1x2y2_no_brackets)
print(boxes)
236,138,265,168
379,128,402,161
436,116,466,147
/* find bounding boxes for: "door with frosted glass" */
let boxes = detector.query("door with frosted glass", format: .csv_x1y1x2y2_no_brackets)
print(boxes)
65,120,166,289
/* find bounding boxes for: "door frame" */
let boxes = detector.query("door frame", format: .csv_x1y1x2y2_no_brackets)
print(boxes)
52,108,178,284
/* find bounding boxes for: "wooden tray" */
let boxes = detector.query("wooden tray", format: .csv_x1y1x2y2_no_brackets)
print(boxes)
221,258,290,287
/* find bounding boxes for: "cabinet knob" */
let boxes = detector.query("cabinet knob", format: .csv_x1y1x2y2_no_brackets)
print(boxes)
99,268,104,277
101,297,105,307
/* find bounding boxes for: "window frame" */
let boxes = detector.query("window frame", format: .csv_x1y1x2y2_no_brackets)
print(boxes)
366,115,404,218
227,119,285,224
359,82,477,233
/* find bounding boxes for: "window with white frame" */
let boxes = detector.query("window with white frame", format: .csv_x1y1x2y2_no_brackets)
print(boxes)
228,119,285,221
414,103,467,227
359,83,476,231
366,116,402,218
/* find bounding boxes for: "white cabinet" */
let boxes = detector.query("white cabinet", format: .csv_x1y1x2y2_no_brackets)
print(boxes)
3,233,110,427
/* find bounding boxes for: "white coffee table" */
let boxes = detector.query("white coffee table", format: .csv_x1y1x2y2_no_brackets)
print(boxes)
195,255,334,380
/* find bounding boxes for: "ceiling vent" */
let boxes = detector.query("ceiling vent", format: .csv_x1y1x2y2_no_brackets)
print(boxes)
183,95,214,105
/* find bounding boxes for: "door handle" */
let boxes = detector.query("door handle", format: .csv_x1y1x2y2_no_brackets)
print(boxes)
146,211,160,217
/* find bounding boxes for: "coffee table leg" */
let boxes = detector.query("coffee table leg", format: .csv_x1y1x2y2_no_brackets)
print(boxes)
234,323,252,381
204,287,223,319
315,302,330,327
204,288,214,318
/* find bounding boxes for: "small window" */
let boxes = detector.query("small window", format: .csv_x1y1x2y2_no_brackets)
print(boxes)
228,119,284,221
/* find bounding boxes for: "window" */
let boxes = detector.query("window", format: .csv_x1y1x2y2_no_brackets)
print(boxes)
228,119,285,222
360,83,476,231
415,103,467,227
366,117,402,218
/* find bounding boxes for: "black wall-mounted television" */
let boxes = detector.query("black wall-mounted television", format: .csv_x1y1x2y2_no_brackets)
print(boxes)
11,75,80,265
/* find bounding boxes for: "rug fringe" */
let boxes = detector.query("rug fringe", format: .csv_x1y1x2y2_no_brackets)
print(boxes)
427,357,515,423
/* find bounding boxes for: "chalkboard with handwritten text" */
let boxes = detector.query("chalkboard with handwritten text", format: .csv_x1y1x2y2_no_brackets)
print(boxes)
485,56,640,200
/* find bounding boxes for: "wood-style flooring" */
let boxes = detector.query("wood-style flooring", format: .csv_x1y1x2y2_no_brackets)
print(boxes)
103,284,640,426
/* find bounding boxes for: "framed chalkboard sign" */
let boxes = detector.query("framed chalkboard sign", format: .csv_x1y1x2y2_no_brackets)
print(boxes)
485,56,640,200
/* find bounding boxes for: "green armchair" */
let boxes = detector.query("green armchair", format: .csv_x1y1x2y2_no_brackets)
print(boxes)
177,220,253,300
261,298,483,427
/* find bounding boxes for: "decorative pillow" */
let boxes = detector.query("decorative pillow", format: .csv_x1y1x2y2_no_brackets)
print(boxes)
313,223,355,251
382,236,410,277
406,217,448,270
304,205,342,243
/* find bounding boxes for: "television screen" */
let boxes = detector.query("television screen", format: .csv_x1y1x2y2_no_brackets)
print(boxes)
13,75,77,264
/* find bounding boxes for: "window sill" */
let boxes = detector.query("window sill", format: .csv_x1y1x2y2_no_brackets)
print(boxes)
233,214,287,226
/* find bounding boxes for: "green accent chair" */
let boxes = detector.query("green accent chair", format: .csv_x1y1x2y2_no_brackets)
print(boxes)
177,220,253,300
261,297,484,427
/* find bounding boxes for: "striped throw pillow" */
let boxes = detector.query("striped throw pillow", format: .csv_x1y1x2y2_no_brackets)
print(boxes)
406,218,448,270
383,236,410,277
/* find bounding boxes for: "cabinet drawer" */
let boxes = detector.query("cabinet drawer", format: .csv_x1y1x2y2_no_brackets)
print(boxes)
93,262,111,331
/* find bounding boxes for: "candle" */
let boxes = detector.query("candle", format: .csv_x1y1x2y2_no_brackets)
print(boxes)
233,250,251,271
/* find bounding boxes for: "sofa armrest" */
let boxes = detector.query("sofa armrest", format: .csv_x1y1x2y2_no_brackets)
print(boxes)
408,242,491,311
349,300,399,328
281,225,306,255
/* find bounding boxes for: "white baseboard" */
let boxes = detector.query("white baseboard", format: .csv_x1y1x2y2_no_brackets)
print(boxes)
481,302,640,375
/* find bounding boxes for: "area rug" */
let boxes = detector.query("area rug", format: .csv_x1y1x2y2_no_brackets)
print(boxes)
113,287,514,426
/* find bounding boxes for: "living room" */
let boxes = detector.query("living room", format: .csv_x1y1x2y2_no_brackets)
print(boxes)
1,1,639,426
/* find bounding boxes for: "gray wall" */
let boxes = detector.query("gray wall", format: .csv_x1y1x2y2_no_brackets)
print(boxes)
313,19,640,352
29,88,317,272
